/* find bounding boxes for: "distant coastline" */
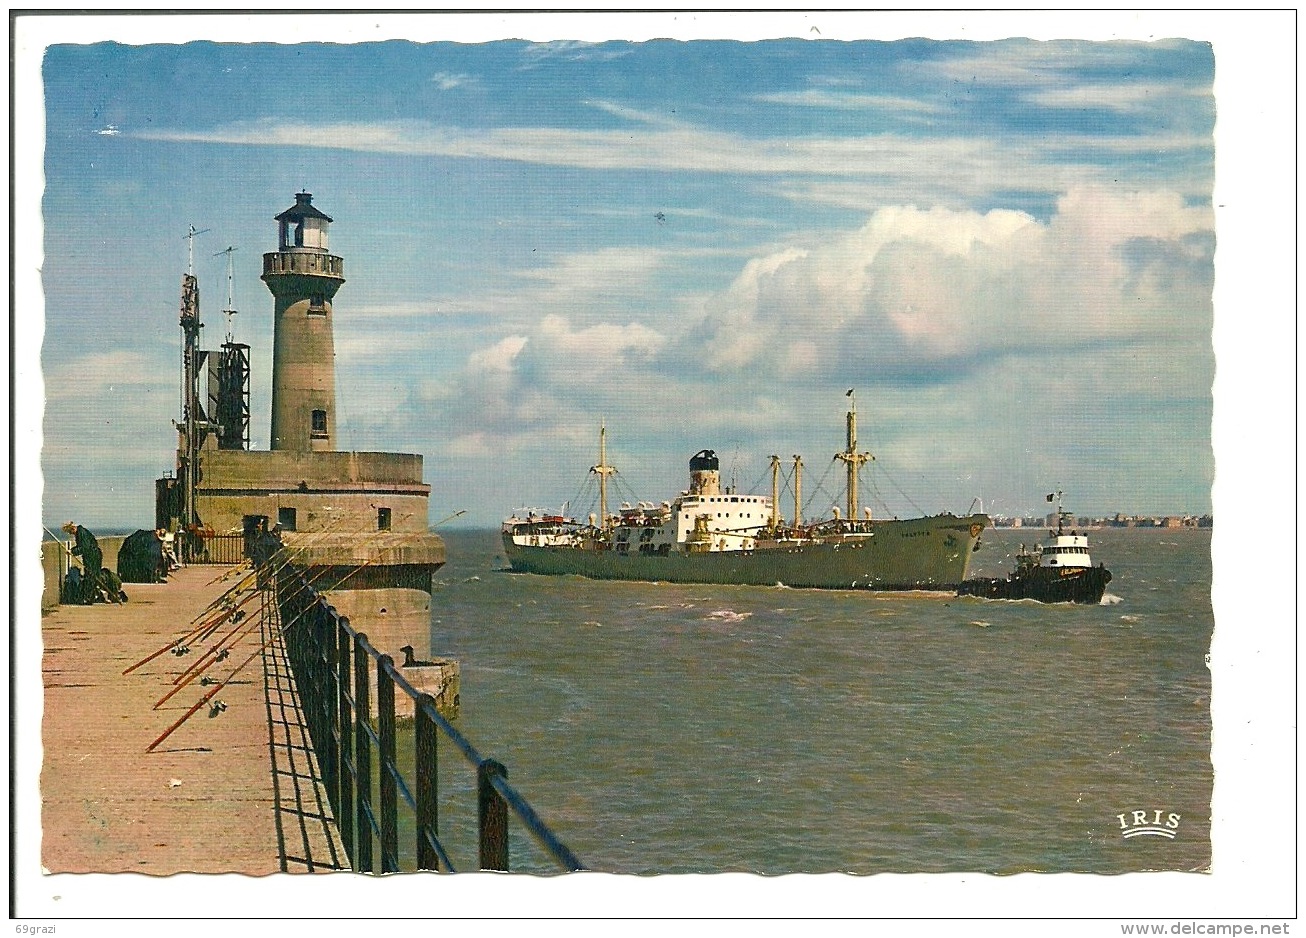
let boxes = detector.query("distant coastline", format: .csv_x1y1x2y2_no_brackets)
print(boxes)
989,513,1213,530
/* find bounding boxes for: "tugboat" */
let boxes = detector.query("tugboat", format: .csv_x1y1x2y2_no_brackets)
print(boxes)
957,492,1112,604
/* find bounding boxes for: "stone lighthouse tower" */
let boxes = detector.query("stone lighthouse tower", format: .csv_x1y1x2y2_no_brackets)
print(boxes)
156,189,458,717
262,192,345,452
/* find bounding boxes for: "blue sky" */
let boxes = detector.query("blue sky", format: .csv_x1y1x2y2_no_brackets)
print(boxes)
28,18,1225,529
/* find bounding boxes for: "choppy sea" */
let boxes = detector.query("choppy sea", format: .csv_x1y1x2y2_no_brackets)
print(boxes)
419,526,1212,875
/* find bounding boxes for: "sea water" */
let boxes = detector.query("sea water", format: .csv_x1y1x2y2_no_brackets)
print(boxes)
421,527,1212,875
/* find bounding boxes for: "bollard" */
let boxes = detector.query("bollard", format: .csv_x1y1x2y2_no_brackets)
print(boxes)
477,759,509,871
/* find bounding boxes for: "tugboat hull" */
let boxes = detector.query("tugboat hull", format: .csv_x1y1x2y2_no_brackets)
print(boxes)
958,565,1112,604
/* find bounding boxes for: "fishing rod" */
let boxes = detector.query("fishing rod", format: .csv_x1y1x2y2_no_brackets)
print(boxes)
206,559,252,587
145,547,389,751
122,583,262,677
150,513,413,708
122,511,357,675
188,511,354,618
160,522,386,687
172,525,359,677
152,555,351,708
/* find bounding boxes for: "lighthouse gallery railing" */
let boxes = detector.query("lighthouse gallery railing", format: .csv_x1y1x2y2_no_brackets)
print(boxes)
273,561,583,874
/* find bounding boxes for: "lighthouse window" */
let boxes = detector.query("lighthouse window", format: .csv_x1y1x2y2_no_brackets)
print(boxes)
311,409,328,437
308,292,327,315
377,507,392,531
277,507,297,532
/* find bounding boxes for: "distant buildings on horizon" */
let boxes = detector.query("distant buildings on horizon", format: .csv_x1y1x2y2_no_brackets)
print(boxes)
989,512,1213,530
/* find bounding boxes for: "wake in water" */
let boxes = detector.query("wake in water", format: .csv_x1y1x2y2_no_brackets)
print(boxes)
705,610,753,622
1100,593,1123,605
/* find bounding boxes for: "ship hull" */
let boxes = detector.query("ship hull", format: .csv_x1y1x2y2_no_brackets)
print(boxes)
957,565,1112,604
503,514,988,590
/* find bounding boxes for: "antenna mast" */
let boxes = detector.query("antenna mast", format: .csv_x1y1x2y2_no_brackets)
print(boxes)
215,246,238,343
178,270,202,531
185,225,211,275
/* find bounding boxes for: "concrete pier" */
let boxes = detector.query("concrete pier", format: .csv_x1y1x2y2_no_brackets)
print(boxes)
41,565,346,874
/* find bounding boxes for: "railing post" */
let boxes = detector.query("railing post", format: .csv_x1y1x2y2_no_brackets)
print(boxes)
336,621,354,868
318,607,338,803
353,632,373,873
477,759,509,871
415,694,440,871
377,655,399,873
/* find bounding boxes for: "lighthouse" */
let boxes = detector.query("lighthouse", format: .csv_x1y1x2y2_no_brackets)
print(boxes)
157,190,456,717
262,191,345,452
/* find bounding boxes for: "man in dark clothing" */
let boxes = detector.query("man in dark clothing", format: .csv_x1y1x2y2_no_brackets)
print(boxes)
63,522,102,578
62,522,124,603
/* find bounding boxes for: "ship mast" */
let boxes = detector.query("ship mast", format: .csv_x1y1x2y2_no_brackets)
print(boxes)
769,455,781,531
835,389,873,522
793,454,803,527
1048,489,1065,535
590,422,616,532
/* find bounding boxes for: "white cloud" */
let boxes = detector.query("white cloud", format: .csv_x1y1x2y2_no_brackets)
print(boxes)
1028,80,1209,114
537,313,662,358
925,40,1184,87
430,71,475,90
752,89,943,113
684,185,1213,374
518,41,635,68
131,117,1207,200
43,349,171,401
468,334,528,373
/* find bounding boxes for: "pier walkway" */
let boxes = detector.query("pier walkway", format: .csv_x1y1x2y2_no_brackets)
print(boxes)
41,565,346,874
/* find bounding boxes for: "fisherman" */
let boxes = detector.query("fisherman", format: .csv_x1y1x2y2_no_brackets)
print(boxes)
157,529,179,576
62,521,127,603
63,521,102,580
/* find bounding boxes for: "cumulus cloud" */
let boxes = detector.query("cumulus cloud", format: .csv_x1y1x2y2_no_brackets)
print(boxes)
421,184,1212,470
675,186,1212,382
357,186,1212,518
468,334,529,374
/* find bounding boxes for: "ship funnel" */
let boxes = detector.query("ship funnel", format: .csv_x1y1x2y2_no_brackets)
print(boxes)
688,449,721,497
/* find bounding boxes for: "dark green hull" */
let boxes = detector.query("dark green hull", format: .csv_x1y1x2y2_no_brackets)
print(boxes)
504,514,988,590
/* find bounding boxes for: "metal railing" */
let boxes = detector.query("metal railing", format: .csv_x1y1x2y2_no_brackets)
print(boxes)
262,251,345,278
181,532,246,565
274,560,583,873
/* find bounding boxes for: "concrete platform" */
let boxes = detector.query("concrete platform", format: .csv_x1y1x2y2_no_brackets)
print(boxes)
41,565,346,875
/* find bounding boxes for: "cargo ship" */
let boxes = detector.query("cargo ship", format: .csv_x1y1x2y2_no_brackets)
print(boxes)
503,394,988,591
957,493,1112,604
